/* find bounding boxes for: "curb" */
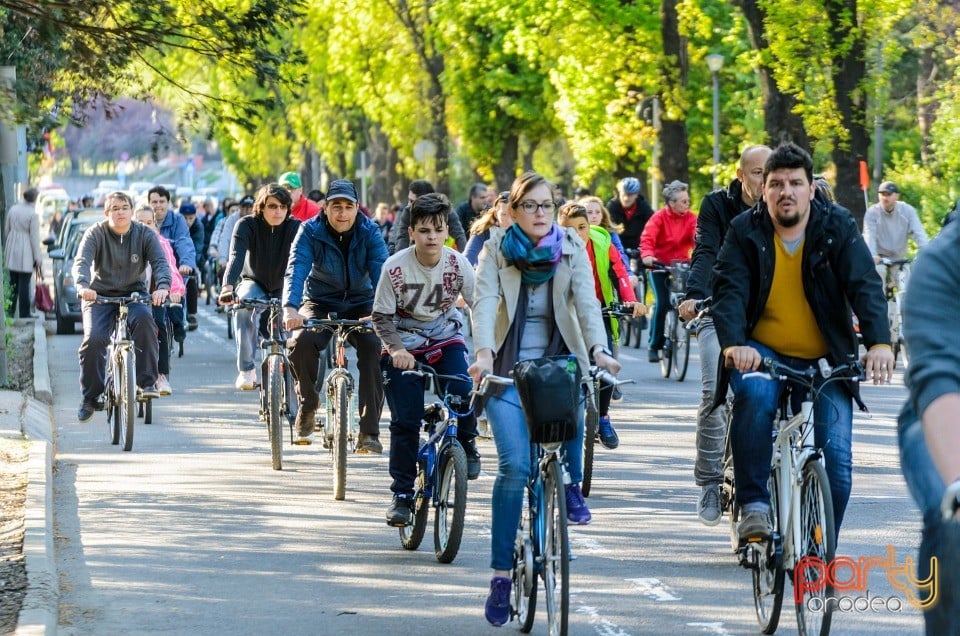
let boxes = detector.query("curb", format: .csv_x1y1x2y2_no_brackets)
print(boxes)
15,318,57,636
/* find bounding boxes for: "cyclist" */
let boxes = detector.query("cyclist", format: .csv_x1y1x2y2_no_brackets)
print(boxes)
712,142,892,545
556,201,644,449
464,190,512,266
606,177,654,257
178,202,204,331
372,193,478,527
279,171,320,222
391,179,467,253
283,179,389,451
73,191,172,422
218,184,300,391
640,180,696,363
466,172,619,627
863,181,928,293
135,204,185,396
579,195,637,289
898,219,960,635
149,186,196,337
678,144,771,526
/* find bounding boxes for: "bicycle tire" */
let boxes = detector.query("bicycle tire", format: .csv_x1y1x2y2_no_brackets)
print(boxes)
284,362,298,426
434,440,468,563
227,311,234,340
120,350,135,451
795,459,836,636
144,398,152,425
267,355,283,471
107,367,120,445
332,375,349,501
582,396,599,498
314,340,330,395
754,468,785,634
400,454,429,550
660,313,673,379
543,458,570,636
674,324,690,381
513,507,538,633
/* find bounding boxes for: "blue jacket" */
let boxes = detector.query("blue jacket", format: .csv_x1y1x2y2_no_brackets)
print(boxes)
159,211,196,272
283,212,389,312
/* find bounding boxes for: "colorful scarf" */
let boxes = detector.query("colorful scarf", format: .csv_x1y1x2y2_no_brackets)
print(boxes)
500,222,564,285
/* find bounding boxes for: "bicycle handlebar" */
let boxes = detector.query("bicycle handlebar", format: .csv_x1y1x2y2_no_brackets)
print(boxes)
879,257,913,266
743,357,865,385
91,293,153,305
601,302,635,318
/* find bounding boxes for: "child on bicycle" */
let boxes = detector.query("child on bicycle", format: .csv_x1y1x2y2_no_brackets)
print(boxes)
371,193,477,527
557,202,644,450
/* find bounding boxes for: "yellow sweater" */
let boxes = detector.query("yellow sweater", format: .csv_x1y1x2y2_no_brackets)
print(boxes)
751,235,829,359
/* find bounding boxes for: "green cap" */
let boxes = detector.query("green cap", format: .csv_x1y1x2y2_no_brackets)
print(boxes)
279,172,302,189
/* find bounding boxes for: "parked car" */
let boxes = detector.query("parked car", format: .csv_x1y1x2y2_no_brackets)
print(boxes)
49,217,97,335
36,188,71,225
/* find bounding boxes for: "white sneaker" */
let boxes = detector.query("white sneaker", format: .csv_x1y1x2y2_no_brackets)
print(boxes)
156,374,173,396
235,369,256,391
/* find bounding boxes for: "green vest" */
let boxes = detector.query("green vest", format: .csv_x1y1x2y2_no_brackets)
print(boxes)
589,225,618,340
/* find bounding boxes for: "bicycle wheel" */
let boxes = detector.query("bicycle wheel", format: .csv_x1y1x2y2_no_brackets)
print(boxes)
543,458,570,636
106,368,120,445
227,311,234,340
434,439,468,563
400,452,429,550
722,436,739,552
581,395,599,498
513,497,537,633
674,323,690,381
284,363,298,426
795,460,836,636
120,350,136,451
332,375,349,501
144,398,152,425
267,355,283,471
660,313,673,379
753,468,785,634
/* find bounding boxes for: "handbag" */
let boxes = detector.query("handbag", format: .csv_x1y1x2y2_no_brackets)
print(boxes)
34,268,54,314
513,355,582,445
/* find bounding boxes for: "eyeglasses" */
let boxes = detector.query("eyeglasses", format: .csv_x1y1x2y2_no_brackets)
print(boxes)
518,200,556,215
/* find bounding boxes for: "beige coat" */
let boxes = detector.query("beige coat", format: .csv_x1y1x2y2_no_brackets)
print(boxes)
4,201,41,274
472,227,608,372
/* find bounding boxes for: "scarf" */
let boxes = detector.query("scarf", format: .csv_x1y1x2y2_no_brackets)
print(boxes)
500,223,564,285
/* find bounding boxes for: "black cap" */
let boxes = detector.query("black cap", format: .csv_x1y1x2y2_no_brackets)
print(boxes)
326,179,358,203
240,196,255,206
878,181,899,194
179,202,197,216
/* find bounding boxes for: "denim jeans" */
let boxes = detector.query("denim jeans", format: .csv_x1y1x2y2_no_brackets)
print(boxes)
486,385,584,571
694,318,727,486
233,280,269,373
729,340,853,532
898,409,960,634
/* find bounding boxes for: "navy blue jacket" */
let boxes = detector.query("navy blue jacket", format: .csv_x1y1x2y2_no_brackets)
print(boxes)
283,212,389,313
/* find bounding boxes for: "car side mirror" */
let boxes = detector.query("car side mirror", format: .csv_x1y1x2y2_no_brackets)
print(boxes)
42,236,55,247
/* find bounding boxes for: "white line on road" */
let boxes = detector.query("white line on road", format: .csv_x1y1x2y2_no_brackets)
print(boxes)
625,577,681,601
686,622,735,635
576,605,633,636
569,529,606,555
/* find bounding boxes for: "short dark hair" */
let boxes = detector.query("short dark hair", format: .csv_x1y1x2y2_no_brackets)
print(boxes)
764,142,814,184
307,189,325,203
409,179,435,198
557,201,589,224
22,187,38,203
410,193,450,229
253,183,292,218
468,183,487,199
147,185,171,202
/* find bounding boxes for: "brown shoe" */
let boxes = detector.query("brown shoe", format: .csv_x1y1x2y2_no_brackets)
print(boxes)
292,409,316,445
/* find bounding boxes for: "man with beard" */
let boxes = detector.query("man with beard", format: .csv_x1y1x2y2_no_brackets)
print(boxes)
712,142,893,545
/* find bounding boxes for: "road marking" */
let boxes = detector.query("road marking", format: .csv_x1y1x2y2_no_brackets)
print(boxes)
569,529,606,554
576,605,633,636
686,622,735,635
625,577,681,601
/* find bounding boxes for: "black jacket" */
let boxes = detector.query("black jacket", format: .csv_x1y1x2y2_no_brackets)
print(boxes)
685,179,751,301
223,213,300,296
712,195,890,405
606,195,654,252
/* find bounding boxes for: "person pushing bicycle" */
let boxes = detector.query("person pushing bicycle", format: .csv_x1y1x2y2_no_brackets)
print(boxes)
711,143,892,546
73,191,172,422
372,193,478,527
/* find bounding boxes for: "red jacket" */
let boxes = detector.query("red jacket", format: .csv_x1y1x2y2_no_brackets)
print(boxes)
587,243,637,303
640,208,696,264
291,197,320,223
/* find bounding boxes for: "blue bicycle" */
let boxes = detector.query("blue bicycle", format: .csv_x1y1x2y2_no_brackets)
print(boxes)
397,364,470,563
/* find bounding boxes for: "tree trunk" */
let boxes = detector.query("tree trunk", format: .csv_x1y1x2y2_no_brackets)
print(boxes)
917,47,938,166
827,0,869,225
426,61,449,193
493,134,519,192
735,0,810,149
659,0,690,185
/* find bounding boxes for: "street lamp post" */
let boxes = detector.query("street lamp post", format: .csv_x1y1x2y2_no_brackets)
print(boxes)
706,53,724,191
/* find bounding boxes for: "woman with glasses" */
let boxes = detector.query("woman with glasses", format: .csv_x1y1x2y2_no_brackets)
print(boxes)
640,180,697,363
467,172,620,627
463,191,513,266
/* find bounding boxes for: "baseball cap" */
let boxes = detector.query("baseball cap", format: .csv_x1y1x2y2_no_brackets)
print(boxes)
179,202,197,216
326,179,359,203
878,181,899,194
240,195,255,206
278,172,302,189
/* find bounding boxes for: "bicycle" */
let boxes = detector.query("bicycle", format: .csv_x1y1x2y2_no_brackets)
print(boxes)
96,293,153,451
202,256,221,306
475,371,573,635
878,257,911,368
735,357,863,636
620,248,647,349
301,316,376,501
229,297,299,471
396,364,471,563
650,261,691,381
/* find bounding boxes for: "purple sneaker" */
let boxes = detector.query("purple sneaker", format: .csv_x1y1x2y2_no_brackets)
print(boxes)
484,575,511,627
565,483,592,525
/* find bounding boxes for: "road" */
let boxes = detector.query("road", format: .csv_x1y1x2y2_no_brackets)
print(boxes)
48,303,926,635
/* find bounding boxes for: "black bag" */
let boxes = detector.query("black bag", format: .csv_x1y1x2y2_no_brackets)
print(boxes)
513,356,582,444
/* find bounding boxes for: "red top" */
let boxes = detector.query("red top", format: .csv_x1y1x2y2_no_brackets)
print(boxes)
587,243,638,303
290,197,320,223
639,207,696,264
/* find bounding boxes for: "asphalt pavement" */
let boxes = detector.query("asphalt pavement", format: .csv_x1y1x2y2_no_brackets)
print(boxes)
45,303,927,635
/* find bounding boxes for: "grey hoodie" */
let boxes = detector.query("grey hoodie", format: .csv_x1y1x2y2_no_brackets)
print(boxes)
73,220,171,296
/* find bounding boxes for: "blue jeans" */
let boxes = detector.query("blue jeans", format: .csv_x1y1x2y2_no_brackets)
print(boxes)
233,280,269,373
729,340,853,533
486,385,584,571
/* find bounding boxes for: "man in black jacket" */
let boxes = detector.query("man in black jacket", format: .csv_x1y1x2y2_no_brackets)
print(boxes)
712,143,893,545
606,177,654,254
678,144,770,526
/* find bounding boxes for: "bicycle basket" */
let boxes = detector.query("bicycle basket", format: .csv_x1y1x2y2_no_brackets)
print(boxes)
513,356,581,444
667,263,690,293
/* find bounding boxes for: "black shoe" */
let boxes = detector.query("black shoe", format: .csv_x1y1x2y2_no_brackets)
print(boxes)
738,509,772,544
293,410,316,445
357,433,383,454
187,314,198,331
173,324,187,344
77,402,96,422
462,438,481,480
138,385,161,399
386,494,415,527
648,349,660,363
